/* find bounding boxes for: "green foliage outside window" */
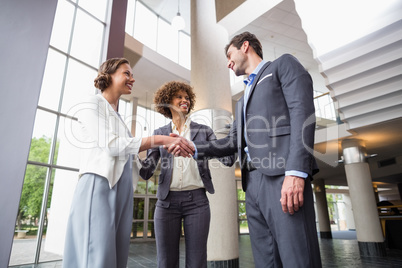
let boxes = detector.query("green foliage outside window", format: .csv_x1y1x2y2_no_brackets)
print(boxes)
17,136,59,233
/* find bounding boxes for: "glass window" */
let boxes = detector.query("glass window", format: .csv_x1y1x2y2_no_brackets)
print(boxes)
239,220,249,234
38,49,67,111
135,106,151,138
135,177,147,195
53,116,81,169
237,181,245,200
147,174,159,195
41,168,79,262
131,222,144,238
126,0,191,69
9,165,49,266
70,9,104,67
78,0,108,22
150,106,169,132
119,99,133,130
28,110,57,164
134,2,157,50
157,18,178,62
14,0,110,264
179,32,191,69
49,0,75,53
133,198,145,219
61,59,97,114
147,222,155,238
125,0,136,35
148,198,157,220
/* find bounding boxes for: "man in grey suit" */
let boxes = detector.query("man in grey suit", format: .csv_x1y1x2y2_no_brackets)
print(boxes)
170,32,322,267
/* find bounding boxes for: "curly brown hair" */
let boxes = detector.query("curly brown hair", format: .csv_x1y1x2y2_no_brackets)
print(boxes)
94,58,130,91
153,81,196,119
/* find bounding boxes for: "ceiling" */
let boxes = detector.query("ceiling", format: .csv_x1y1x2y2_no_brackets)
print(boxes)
127,0,402,197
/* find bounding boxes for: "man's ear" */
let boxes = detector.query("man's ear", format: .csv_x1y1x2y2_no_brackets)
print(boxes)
242,41,249,52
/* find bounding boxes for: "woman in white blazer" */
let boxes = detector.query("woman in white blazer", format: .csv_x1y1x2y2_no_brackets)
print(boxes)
62,58,193,268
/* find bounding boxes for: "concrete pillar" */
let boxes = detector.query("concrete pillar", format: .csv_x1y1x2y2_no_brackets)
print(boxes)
313,179,332,238
0,1,58,266
343,194,356,230
191,0,239,266
342,139,386,257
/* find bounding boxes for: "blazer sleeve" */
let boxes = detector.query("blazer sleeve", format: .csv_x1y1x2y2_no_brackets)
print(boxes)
194,121,237,159
277,54,316,173
139,129,162,180
78,95,142,157
205,126,236,167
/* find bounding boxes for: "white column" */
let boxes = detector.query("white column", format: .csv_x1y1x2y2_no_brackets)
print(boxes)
343,194,356,230
191,0,239,266
342,139,386,257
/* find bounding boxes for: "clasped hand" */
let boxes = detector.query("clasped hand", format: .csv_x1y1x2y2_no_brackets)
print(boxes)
166,133,195,157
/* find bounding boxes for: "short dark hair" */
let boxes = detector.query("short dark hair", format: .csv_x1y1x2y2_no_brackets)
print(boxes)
153,81,196,119
94,58,130,91
225,31,263,59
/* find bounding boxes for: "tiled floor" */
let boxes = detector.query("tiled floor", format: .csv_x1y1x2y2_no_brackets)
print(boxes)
10,232,402,267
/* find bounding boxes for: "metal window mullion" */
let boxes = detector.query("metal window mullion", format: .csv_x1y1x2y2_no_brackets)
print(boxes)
33,1,79,262
143,197,149,239
75,0,107,25
48,45,99,71
34,110,62,263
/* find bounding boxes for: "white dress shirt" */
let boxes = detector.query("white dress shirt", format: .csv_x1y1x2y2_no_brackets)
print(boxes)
170,117,205,191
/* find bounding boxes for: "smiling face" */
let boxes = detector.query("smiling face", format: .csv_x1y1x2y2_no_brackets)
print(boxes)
109,63,135,96
226,43,248,76
170,90,190,116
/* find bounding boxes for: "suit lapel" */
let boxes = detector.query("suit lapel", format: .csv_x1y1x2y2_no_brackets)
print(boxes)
244,62,271,109
190,121,201,141
236,97,245,149
161,123,172,135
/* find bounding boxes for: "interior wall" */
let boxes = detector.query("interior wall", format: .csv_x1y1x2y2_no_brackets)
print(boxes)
0,0,58,266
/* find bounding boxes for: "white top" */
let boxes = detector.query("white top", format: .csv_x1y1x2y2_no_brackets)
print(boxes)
170,117,204,191
67,94,142,189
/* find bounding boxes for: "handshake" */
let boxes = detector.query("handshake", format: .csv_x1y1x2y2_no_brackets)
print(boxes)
164,133,195,157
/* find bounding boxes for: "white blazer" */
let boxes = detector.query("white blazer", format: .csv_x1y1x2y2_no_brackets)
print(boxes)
69,94,141,189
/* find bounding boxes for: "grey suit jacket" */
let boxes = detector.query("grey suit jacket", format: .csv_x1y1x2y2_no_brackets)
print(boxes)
194,54,319,191
139,121,235,200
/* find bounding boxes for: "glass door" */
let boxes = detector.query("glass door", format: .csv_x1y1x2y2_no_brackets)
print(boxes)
132,173,159,240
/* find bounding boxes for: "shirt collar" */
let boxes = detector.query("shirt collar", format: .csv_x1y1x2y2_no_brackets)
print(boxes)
172,116,191,133
243,60,267,86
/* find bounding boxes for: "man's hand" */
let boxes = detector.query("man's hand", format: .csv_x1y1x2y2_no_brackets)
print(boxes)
280,175,305,215
165,133,195,157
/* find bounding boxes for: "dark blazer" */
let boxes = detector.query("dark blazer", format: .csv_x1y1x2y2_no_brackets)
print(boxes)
194,54,319,191
139,121,235,200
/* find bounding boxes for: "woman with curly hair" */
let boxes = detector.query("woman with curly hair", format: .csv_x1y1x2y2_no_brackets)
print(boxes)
140,81,235,268
62,59,193,268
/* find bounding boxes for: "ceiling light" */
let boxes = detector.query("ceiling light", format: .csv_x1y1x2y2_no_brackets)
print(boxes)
172,0,185,31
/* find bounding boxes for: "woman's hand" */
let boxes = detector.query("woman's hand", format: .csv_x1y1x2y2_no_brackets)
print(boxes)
164,133,195,157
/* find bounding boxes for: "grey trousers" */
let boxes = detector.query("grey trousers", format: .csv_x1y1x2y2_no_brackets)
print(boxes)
245,170,322,268
63,158,133,268
154,188,210,268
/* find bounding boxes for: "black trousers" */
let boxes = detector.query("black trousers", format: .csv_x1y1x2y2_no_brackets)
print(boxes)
154,188,210,268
